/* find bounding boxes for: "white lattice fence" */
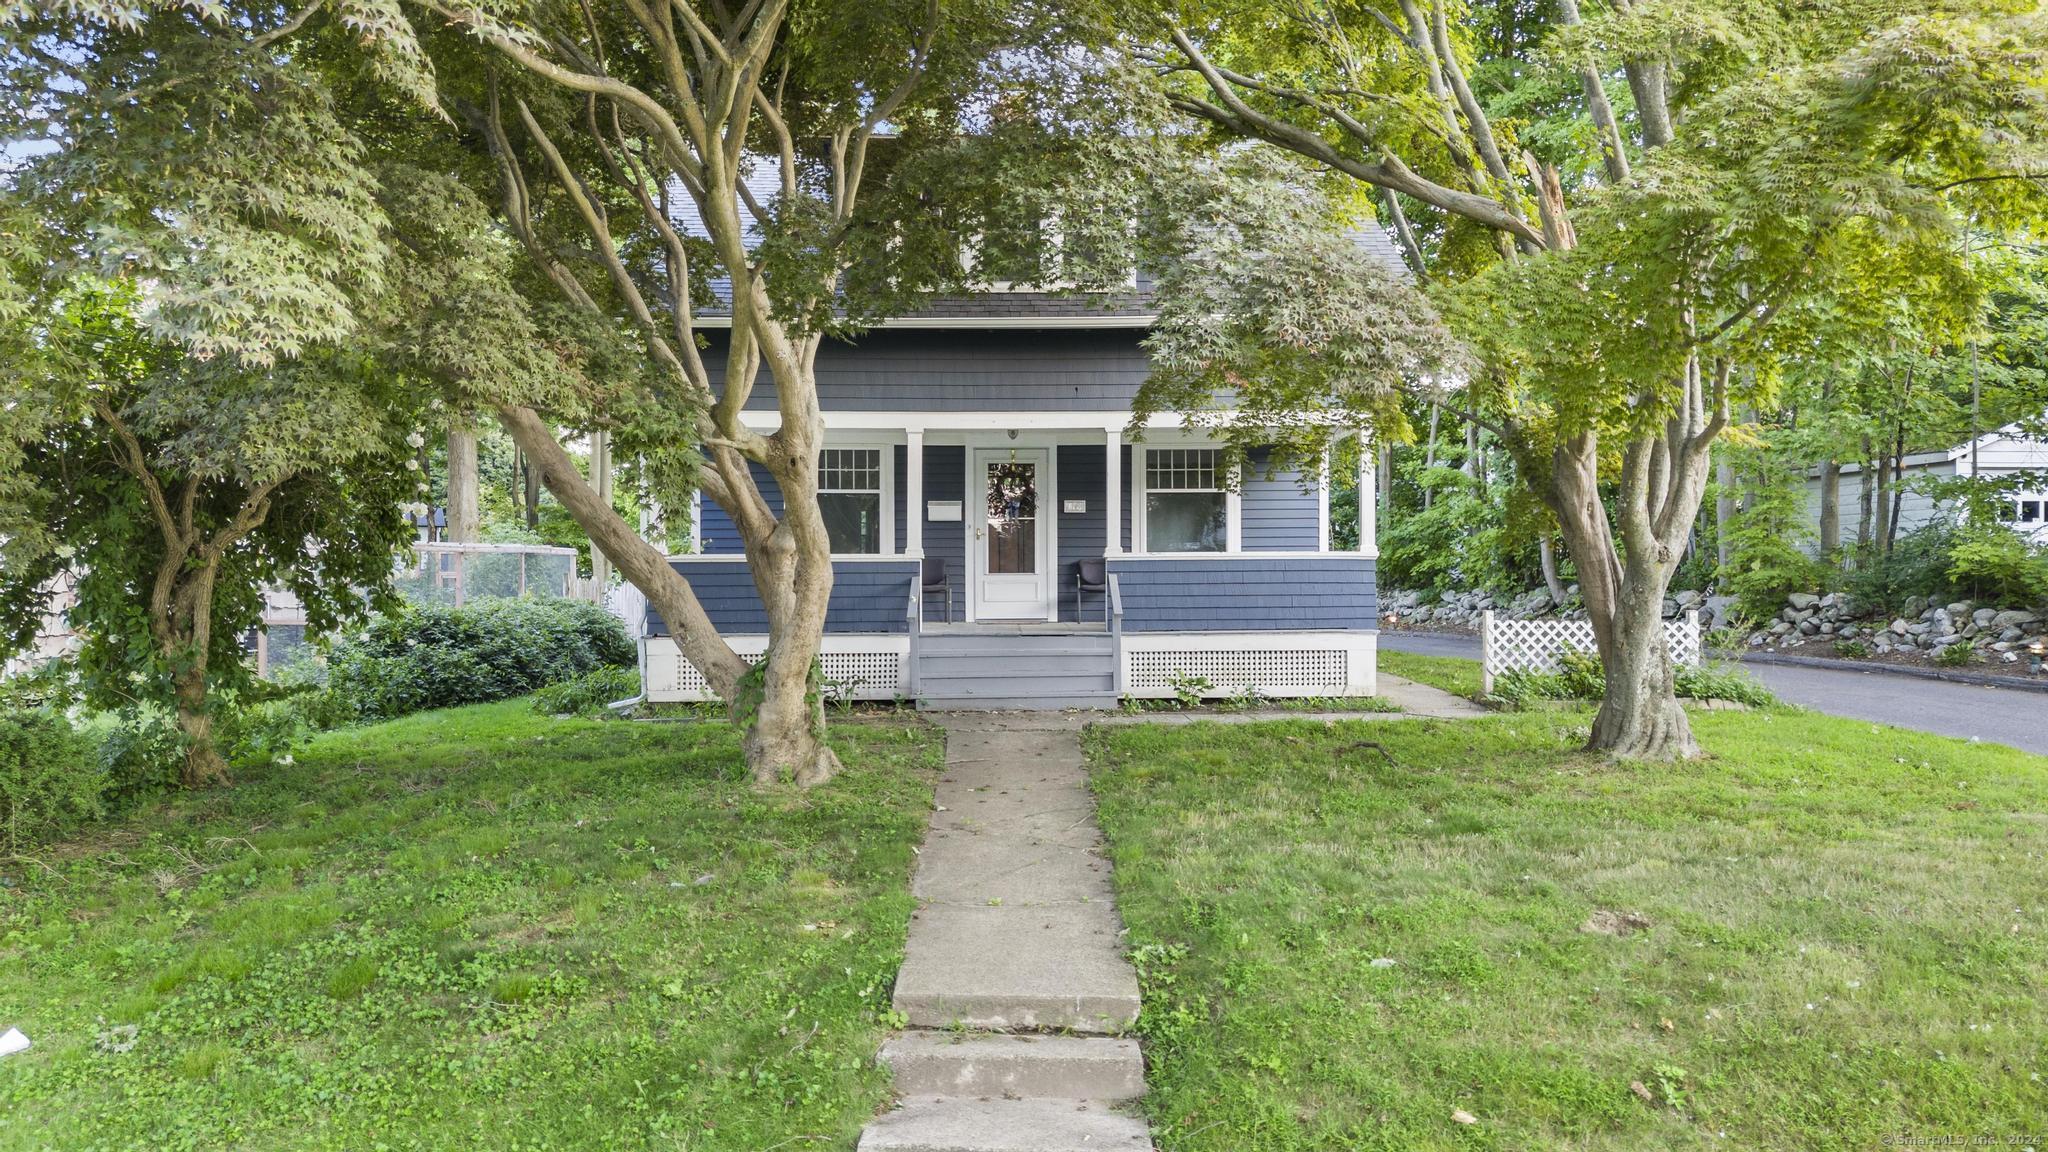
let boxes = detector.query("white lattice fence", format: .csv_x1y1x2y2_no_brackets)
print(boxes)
1479,609,1700,694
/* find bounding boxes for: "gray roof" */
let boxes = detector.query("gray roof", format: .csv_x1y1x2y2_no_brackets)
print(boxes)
666,171,1409,326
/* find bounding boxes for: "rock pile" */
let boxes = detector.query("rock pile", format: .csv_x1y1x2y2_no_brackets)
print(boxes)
1385,587,1740,630
1744,591,2047,666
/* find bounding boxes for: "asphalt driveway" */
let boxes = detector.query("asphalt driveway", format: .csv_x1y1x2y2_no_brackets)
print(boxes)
1380,629,2048,757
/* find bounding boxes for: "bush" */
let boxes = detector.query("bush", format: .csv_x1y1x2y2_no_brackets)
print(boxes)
327,597,635,721
0,708,106,853
532,666,641,717
1932,642,1976,668
1492,652,1775,708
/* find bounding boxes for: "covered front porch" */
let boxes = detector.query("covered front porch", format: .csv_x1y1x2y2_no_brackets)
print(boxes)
648,413,1382,707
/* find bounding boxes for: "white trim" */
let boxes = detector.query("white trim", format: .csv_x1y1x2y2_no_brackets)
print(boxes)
1110,551,1369,561
663,552,916,564
818,434,899,560
1357,426,1378,559
1104,428,1123,555
1132,441,1238,556
689,313,1154,331
1317,443,1332,551
904,430,925,559
738,411,1228,434
967,445,1057,622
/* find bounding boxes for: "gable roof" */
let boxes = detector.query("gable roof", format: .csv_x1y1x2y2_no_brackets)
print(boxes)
666,170,1412,329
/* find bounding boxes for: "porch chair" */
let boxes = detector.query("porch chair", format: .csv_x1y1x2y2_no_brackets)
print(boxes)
921,555,954,623
1075,558,1108,623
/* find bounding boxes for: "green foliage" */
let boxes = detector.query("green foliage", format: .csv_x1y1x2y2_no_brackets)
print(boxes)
1720,444,1827,619
327,598,634,722
1944,527,2048,608
1933,642,1977,668
1090,711,2048,1147
531,666,641,717
1494,652,1775,708
0,700,944,1148
1379,467,1513,595
0,709,104,853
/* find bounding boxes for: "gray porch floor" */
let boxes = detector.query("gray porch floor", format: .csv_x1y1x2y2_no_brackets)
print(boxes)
922,620,1108,635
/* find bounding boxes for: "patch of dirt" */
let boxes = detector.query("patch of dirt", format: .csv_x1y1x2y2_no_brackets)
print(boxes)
1579,909,1653,937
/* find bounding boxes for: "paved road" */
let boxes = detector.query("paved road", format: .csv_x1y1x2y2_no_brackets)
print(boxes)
1379,630,2048,756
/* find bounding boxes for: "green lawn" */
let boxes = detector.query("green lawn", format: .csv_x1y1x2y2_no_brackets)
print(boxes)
0,701,942,1151
1088,706,2048,1150
1379,647,1484,699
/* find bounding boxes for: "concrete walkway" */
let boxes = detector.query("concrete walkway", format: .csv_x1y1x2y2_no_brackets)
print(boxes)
859,713,1152,1151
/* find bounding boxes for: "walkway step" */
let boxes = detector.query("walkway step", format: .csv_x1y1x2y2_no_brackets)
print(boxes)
916,695,1117,712
858,1096,1152,1152
893,902,1140,1031
880,1034,1145,1100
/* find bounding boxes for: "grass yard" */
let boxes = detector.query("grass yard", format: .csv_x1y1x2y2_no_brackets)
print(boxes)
1379,647,1484,699
0,701,943,1151
1088,704,2048,1150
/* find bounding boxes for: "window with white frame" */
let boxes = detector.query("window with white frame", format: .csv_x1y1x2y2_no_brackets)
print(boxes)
819,448,884,554
1144,448,1228,552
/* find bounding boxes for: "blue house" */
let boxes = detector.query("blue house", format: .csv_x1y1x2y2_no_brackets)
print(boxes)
641,249,1395,710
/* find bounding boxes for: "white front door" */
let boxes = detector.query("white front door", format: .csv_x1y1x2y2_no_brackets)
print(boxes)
971,448,1052,620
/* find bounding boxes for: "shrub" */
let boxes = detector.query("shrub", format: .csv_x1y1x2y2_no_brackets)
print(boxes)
1673,661,1777,707
1492,654,1775,708
0,708,106,852
1833,639,1872,660
532,666,641,717
328,597,635,721
1932,642,1975,668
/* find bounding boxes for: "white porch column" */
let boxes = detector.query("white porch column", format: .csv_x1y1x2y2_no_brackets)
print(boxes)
1357,427,1378,557
1318,443,1333,551
1104,428,1123,554
905,430,925,557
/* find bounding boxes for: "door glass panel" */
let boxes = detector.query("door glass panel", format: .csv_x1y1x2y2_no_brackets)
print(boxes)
985,461,1038,575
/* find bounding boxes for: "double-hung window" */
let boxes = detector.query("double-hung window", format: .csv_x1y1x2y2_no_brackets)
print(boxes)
1144,448,1228,552
819,448,884,554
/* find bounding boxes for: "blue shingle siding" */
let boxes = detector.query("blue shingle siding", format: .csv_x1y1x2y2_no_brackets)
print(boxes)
922,446,967,622
645,559,919,635
1106,556,1376,632
1056,445,1107,622
1241,449,1320,551
704,331,1153,413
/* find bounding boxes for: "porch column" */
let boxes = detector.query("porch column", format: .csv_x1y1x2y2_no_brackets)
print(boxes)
1318,443,1332,551
1104,428,1123,554
905,430,925,557
1357,427,1378,557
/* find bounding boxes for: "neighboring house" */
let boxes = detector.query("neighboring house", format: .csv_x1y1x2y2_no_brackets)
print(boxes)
1801,420,2048,549
639,233,1404,709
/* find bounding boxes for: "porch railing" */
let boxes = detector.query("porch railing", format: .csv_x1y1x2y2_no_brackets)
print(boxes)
906,577,922,697
1108,573,1125,697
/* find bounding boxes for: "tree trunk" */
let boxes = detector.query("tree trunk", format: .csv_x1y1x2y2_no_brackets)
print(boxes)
173,663,230,789
1542,357,1722,762
1817,459,1841,556
447,424,480,542
1856,438,1875,550
495,406,840,786
1714,451,1734,578
1421,403,1441,510
162,564,230,788
1586,569,1695,758
1538,536,1567,606
1872,449,1892,554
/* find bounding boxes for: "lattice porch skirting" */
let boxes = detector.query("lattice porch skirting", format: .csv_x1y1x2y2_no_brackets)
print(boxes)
1478,609,1701,695
643,635,909,703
